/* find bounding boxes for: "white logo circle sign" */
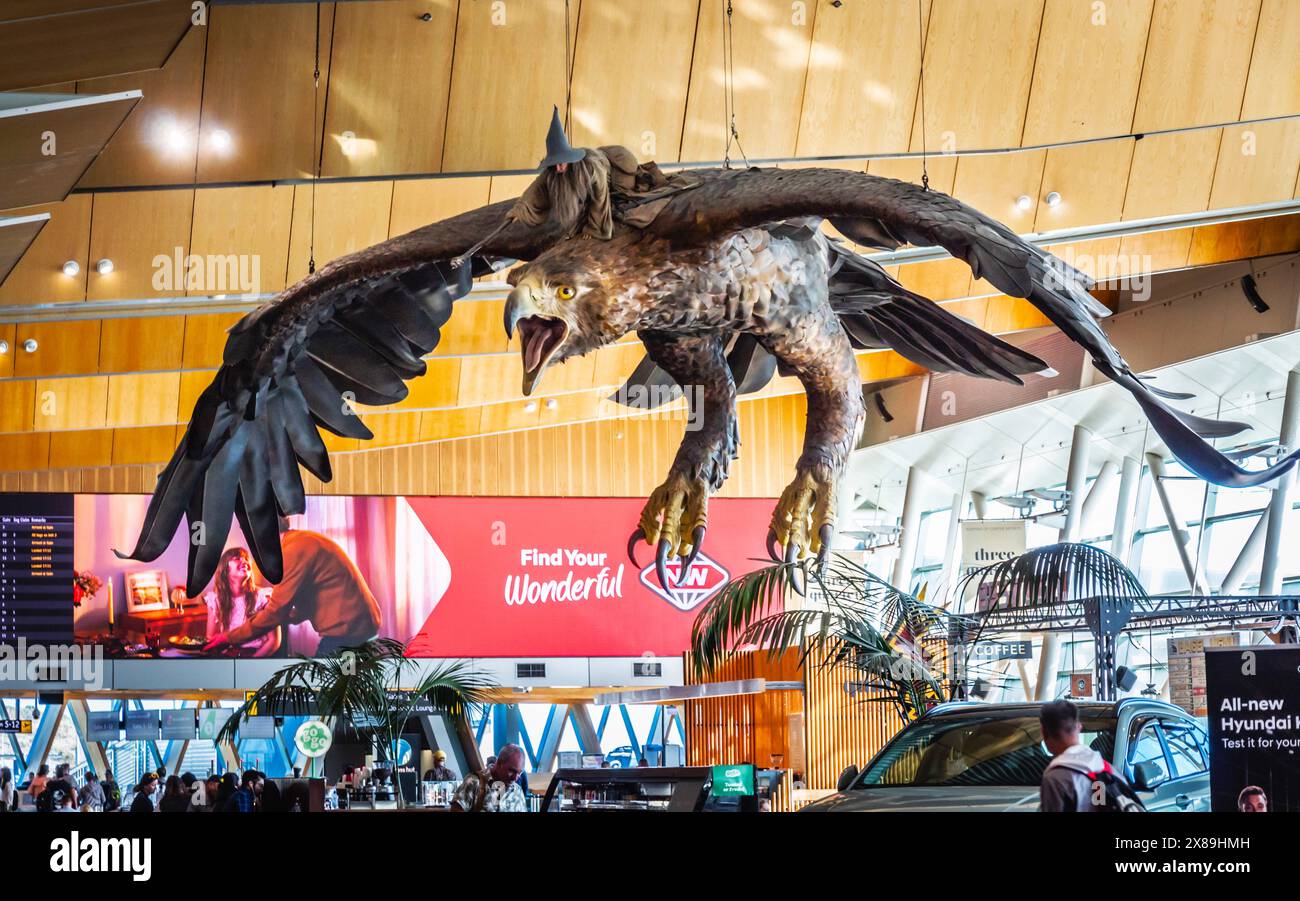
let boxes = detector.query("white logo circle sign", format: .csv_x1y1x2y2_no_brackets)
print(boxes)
294,719,333,758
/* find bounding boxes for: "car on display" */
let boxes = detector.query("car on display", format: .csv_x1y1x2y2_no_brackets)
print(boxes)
801,698,1211,812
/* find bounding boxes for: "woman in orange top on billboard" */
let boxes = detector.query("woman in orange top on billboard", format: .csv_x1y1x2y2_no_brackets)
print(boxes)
203,547,279,657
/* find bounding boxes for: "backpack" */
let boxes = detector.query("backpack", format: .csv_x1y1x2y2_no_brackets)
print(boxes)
103,782,121,812
1085,762,1147,812
35,787,58,813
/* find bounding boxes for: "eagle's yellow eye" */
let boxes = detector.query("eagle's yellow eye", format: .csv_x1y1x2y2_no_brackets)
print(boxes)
555,285,576,301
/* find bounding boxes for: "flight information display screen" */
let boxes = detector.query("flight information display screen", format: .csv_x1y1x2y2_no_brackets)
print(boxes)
0,493,74,645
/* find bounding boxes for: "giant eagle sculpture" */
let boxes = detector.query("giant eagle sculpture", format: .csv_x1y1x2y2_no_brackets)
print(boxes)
121,155,1299,596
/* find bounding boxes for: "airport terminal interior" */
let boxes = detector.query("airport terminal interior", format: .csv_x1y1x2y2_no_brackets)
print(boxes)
0,0,1297,823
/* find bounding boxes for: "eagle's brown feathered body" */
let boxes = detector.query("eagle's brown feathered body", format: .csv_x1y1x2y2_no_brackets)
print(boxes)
122,162,1294,596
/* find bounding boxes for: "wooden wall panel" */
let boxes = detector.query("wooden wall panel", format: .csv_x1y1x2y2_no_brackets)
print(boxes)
13,320,102,377
49,429,112,470
1239,0,1300,120
181,313,243,369
0,196,92,306
76,23,208,188
0,379,35,433
441,0,573,172
1209,121,1300,209
1122,130,1220,220
321,1,457,178
98,316,185,373
110,424,176,465
86,189,195,300
196,4,335,182
1034,140,1135,232
908,0,1045,152
1131,0,1261,133
795,0,930,158
388,176,492,237
285,180,394,283
0,324,13,378
1022,0,1154,145
188,186,294,296
680,0,816,162
952,150,1047,237
801,643,906,791
33,376,108,431
105,372,180,427
568,0,698,158
684,649,803,809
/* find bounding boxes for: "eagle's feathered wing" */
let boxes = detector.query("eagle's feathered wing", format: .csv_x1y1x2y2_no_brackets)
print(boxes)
117,200,564,591
634,167,1293,489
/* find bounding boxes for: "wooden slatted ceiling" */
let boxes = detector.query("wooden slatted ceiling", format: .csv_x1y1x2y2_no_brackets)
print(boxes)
15,0,1289,188
8,126,1298,311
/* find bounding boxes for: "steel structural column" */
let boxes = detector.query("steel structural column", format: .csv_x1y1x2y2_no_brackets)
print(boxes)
567,704,600,756
534,705,569,772
970,490,988,521
1222,509,1270,594
1080,460,1119,536
1260,369,1300,596
1111,457,1141,565
64,699,110,777
892,467,924,590
938,491,964,604
1037,424,1091,701
1145,453,1209,594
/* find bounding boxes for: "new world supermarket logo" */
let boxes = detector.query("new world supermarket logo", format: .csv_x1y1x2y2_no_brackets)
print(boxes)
638,553,730,612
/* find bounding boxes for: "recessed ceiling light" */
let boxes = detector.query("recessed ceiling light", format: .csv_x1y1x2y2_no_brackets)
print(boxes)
1015,195,1033,211
545,399,558,410
1045,191,1062,207
0,341,8,355
209,129,232,153
524,401,538,413
95,258,114,275
162,123,188,155
61,260,80,277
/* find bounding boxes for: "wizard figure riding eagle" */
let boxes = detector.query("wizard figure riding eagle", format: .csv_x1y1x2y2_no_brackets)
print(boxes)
121,107,1300,597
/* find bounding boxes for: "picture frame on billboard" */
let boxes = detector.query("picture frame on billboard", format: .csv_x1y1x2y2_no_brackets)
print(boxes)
125,570,171,613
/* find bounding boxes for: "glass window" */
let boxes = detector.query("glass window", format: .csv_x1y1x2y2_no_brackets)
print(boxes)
1162,724,1205,778
1127,720,1167,777
856,711,1117,788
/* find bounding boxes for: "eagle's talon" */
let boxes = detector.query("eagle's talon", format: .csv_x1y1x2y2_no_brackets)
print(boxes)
627,527,645,567
655,538,674,596
766,529,782,562
677,525,706,586
771,468,839,568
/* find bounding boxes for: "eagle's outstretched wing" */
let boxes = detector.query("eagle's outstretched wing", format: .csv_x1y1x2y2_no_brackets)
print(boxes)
119,200,561,592
644,167,1293,489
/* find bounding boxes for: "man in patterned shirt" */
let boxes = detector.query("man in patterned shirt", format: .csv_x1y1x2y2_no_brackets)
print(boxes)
450,744,527,813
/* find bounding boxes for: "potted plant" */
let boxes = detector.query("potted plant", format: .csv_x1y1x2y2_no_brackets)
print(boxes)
72,570,102,608
217,638,493,808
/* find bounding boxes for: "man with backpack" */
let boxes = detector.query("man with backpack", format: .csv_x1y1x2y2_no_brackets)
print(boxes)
1040,700,1144,812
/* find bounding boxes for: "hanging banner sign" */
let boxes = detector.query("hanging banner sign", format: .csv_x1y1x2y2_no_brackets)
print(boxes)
1205,645,1300,812
959,520,1026,610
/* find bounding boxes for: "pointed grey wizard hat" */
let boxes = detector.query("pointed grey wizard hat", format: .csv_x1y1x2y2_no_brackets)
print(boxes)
537,106,587,169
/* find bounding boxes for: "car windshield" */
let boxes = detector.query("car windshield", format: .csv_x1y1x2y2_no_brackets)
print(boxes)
855,710,1118,788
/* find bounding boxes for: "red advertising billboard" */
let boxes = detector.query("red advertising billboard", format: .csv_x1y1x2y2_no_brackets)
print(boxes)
404,497,776,657
53,494,776,659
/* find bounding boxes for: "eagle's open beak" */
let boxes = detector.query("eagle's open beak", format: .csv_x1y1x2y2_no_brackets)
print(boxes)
505,285,569,396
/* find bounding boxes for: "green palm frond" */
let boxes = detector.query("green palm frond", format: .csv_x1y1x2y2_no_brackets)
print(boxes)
690,553,960,721
217,640,494,746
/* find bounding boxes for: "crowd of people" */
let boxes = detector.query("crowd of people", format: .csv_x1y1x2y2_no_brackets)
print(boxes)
0,763,310,813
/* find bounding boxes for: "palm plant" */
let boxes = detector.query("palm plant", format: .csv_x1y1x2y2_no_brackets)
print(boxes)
690,554,965,723
217,638,494,807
